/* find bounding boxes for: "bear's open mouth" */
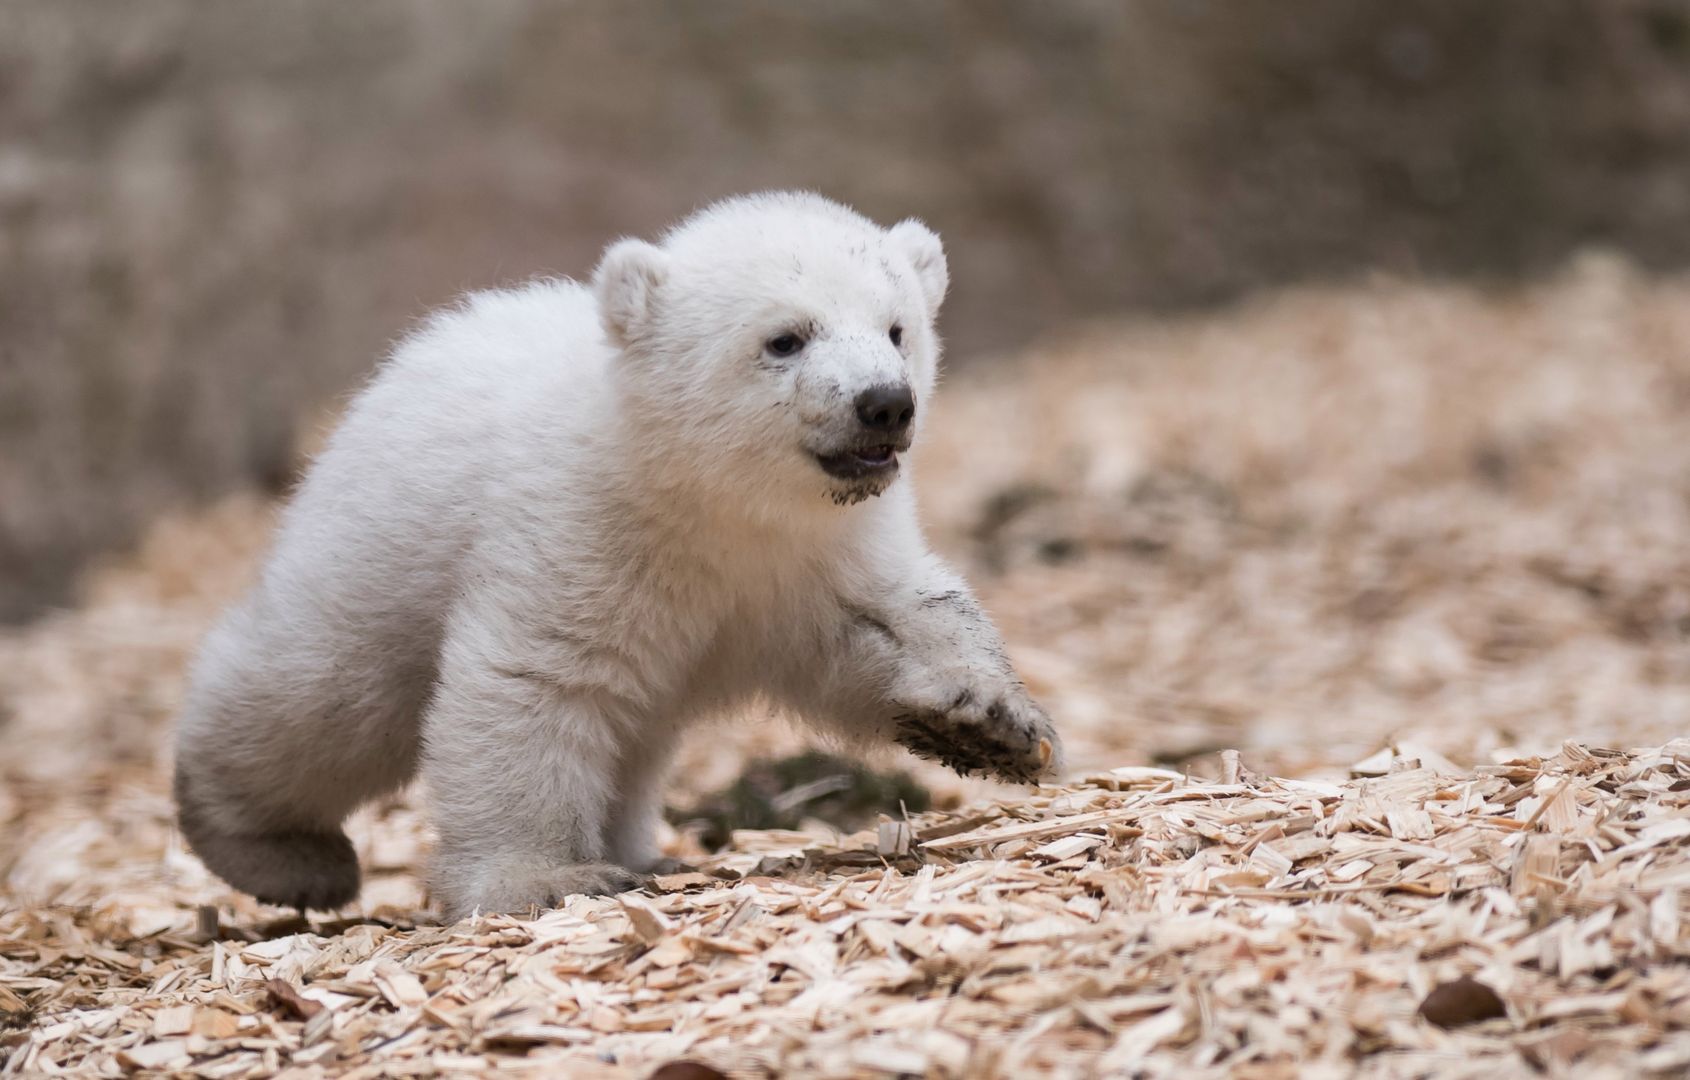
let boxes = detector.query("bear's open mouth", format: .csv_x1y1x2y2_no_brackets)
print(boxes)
815,445,901,481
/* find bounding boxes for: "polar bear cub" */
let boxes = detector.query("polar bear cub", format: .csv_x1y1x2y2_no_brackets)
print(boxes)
173,192,1062,919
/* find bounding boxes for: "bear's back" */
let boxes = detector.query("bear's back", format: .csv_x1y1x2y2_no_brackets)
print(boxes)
256,279,612,649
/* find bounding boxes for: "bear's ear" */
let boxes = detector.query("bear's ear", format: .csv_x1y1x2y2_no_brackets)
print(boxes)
593,239,670,348
888,218,948,319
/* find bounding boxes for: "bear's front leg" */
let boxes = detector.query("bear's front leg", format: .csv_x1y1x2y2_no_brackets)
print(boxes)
823,557,1064,785
421,644,645,921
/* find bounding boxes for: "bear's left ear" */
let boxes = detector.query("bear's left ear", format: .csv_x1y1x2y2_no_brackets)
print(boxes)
888,218,948,320
594,238,670,348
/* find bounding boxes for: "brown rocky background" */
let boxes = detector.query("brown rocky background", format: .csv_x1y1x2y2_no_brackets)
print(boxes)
5,0,1690,621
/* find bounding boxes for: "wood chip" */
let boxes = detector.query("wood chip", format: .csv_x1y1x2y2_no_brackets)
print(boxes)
619,894,674,944
877,820,913,857
265,978,325,1021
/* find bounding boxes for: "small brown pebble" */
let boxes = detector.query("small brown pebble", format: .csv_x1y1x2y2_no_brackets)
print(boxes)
648,1063,728,1080
1419,976,1506,1028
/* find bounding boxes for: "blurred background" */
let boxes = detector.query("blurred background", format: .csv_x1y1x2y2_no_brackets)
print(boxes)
8,0,1690,621
7,1,1690,904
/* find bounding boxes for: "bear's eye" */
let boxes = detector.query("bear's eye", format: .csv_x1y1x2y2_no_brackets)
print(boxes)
889,325,904,347
765,333,806,358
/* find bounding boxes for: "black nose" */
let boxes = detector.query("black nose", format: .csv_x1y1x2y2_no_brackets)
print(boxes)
854,383,916,434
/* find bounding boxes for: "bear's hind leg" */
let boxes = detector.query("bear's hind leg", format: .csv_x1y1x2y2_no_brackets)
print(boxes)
174,767,361,910
173,609,429,910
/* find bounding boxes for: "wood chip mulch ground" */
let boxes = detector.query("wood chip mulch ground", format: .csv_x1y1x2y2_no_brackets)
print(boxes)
6,741,1690,1078
8,262,1690,1076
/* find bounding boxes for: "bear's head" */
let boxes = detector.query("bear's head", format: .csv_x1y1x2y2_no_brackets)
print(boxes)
593,192,948,514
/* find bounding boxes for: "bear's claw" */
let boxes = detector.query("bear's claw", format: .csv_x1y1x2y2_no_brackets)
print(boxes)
894,692,1061,785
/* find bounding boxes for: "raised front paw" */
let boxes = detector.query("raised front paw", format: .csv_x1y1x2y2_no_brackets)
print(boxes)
893,683,1063,785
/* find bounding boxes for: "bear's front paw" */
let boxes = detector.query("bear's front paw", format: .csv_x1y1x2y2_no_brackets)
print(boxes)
440,860,648,920
893,683,1063,785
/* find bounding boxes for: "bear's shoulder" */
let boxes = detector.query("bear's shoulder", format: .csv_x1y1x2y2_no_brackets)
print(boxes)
377,278,605,388
416,277,597,356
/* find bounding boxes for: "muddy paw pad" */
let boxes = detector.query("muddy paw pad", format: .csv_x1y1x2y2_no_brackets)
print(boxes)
895,710,1045,784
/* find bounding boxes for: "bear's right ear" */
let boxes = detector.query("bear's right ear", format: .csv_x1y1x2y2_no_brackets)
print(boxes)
593,239,670,348
888,218,949,320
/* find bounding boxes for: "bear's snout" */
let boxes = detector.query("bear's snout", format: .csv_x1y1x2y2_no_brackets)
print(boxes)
853,383,916,438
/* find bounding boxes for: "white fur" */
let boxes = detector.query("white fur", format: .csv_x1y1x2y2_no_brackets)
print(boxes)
173,192,1061,919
